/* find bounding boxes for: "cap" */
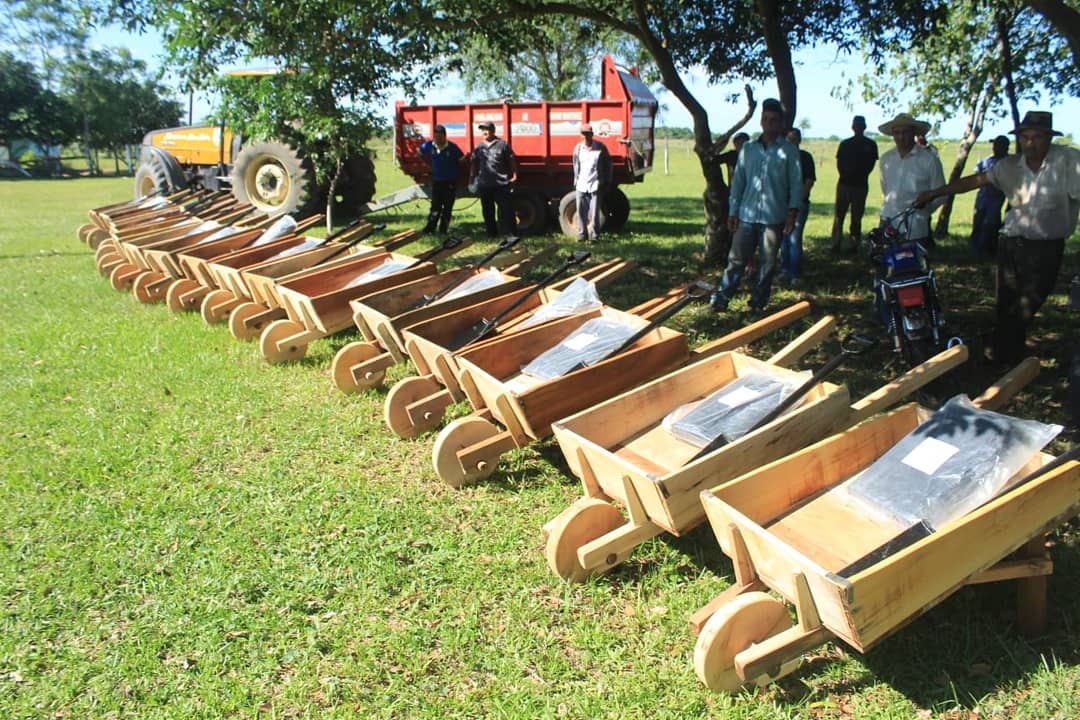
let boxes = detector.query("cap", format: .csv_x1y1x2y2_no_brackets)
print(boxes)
852,115,867,128
580,123,593,134
477,121,495,131
761,98,783,114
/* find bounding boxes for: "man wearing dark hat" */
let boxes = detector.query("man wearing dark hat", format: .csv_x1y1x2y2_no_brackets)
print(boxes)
878,112,946,249
916,111,1080,364
571,123,613,242
709,98,802,313
831,115,879,253
469,120,518,237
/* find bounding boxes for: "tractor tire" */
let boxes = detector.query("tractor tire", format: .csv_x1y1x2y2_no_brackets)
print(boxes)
603,187,630,231
511,190,548,235
230,141,313,215
557,191,606,239
134,158,170,199
327,155,377,219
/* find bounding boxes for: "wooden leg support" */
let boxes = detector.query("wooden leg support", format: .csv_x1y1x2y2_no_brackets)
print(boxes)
350,353,395,384
407,389,454,427
1016,537,1049,637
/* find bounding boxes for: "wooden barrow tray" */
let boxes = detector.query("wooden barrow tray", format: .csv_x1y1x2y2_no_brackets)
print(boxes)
380,259,636,440
688,359,1080,693
543,337,970,583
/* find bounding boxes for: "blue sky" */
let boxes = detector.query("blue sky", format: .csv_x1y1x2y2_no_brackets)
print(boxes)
91,24,1079,141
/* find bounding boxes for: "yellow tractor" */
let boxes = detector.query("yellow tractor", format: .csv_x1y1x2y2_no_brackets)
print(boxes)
135,71,375,216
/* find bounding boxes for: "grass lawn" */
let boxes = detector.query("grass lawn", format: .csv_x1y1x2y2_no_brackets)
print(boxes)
1,137,1078,719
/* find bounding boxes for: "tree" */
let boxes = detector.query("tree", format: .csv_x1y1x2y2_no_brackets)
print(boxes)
857,0,1077,236
0,51,42,158
1024,0,1080,66
2,0,90,89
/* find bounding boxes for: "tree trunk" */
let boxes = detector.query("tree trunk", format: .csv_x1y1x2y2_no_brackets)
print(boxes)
755,0,797,126
934,89,991,237
998,11,1021,150
1025,0,1080,68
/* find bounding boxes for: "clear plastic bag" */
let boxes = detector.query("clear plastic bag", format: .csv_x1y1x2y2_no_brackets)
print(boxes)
198,224,242,243
273,238,322,259
252,215,298,246
440,268,509,302
519,277,603,329
662,371,809,448
182,220,221,237
848,395,1061,530
520,312,640,380
345,259,412,288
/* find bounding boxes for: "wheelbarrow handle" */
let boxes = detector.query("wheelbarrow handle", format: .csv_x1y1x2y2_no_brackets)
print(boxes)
410,235,524,310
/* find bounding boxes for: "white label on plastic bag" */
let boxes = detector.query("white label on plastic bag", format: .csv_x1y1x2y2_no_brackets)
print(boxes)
900,437,959,475
717,386,762,407
563,332,598,351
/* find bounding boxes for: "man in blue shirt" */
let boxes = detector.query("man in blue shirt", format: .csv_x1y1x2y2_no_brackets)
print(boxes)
710,98,802,312
419,124,465,234
969,135,1009,257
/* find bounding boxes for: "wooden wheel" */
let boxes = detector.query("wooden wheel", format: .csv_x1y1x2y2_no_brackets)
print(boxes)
85,226,109,249
544,499,626,583
97,252,122,277
431,416,500,488
108,263,140,291
331,341,385,393
132,272,167,304
165,279,200,312
200,289,235,325
229,302,265,341
385,375,443,438
694,591,792,693
94,242,117,264
76,223,94,244
259,319,308,364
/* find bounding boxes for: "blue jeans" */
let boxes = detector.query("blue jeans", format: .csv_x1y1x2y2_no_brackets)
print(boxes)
717,221,781,309
780,202,808,278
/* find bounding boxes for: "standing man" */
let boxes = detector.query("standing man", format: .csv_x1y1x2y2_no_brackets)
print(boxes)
470,120,518,237
419,124,465,235
969,135,1010,257
709,98,802,313
878,112,946,249
571,123,613,243
916,111,1080,365
778,127,815,285
831,115,878,253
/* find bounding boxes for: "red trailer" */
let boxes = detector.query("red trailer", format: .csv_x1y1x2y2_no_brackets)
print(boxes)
392,55,657,236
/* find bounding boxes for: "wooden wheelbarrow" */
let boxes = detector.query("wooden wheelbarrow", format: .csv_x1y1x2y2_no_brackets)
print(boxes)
329,236,544,393
256,234,473,364
543,335,971,583
688,358,1080,693
79,188,201,249
427,292,822,488
128,215,321,306
104,201,262,290
224,229,420,342
380,258,635,440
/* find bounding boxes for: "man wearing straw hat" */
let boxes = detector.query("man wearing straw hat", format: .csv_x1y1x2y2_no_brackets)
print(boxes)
878,112,946,249
916,111,1080,364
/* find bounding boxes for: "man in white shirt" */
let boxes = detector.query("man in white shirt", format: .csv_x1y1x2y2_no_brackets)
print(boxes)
916,110,1080,364
878,112,946,249
572,124,613,242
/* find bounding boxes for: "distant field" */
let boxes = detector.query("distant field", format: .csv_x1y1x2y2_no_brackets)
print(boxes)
1,136,1078,719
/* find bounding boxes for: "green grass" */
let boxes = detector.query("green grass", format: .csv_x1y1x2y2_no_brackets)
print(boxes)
1,139,1078,719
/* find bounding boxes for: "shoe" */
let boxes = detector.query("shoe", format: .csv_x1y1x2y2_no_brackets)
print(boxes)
789,277,802,287
747,303,766,314
709,291,729,312
775,271,790,285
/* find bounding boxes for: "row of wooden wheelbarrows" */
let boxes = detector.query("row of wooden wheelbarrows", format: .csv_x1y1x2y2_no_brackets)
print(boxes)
79,188,1080,694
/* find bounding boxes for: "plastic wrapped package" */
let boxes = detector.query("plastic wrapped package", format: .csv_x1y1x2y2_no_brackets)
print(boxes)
519,312,640,380
662,371,808,448
344,259,412,288
182,220,222,237
199,224,243,243
252,215,298,246
519,277,603,329
848,395,1062,530
440,268,509,302
272,238,322,258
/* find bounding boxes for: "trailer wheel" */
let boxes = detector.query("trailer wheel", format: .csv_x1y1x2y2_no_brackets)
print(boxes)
511,190,548,235
230,141,313,216
328,155,377,219
557,191,607,239
604,187,630,231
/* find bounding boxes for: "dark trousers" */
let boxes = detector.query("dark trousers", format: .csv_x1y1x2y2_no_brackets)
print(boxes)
424,180,457,233
970,206,1001,257
478,185,515,237
832,182,869,246
992,236,1065,364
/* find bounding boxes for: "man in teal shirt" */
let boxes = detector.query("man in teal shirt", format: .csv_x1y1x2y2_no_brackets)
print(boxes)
710,98,802,312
